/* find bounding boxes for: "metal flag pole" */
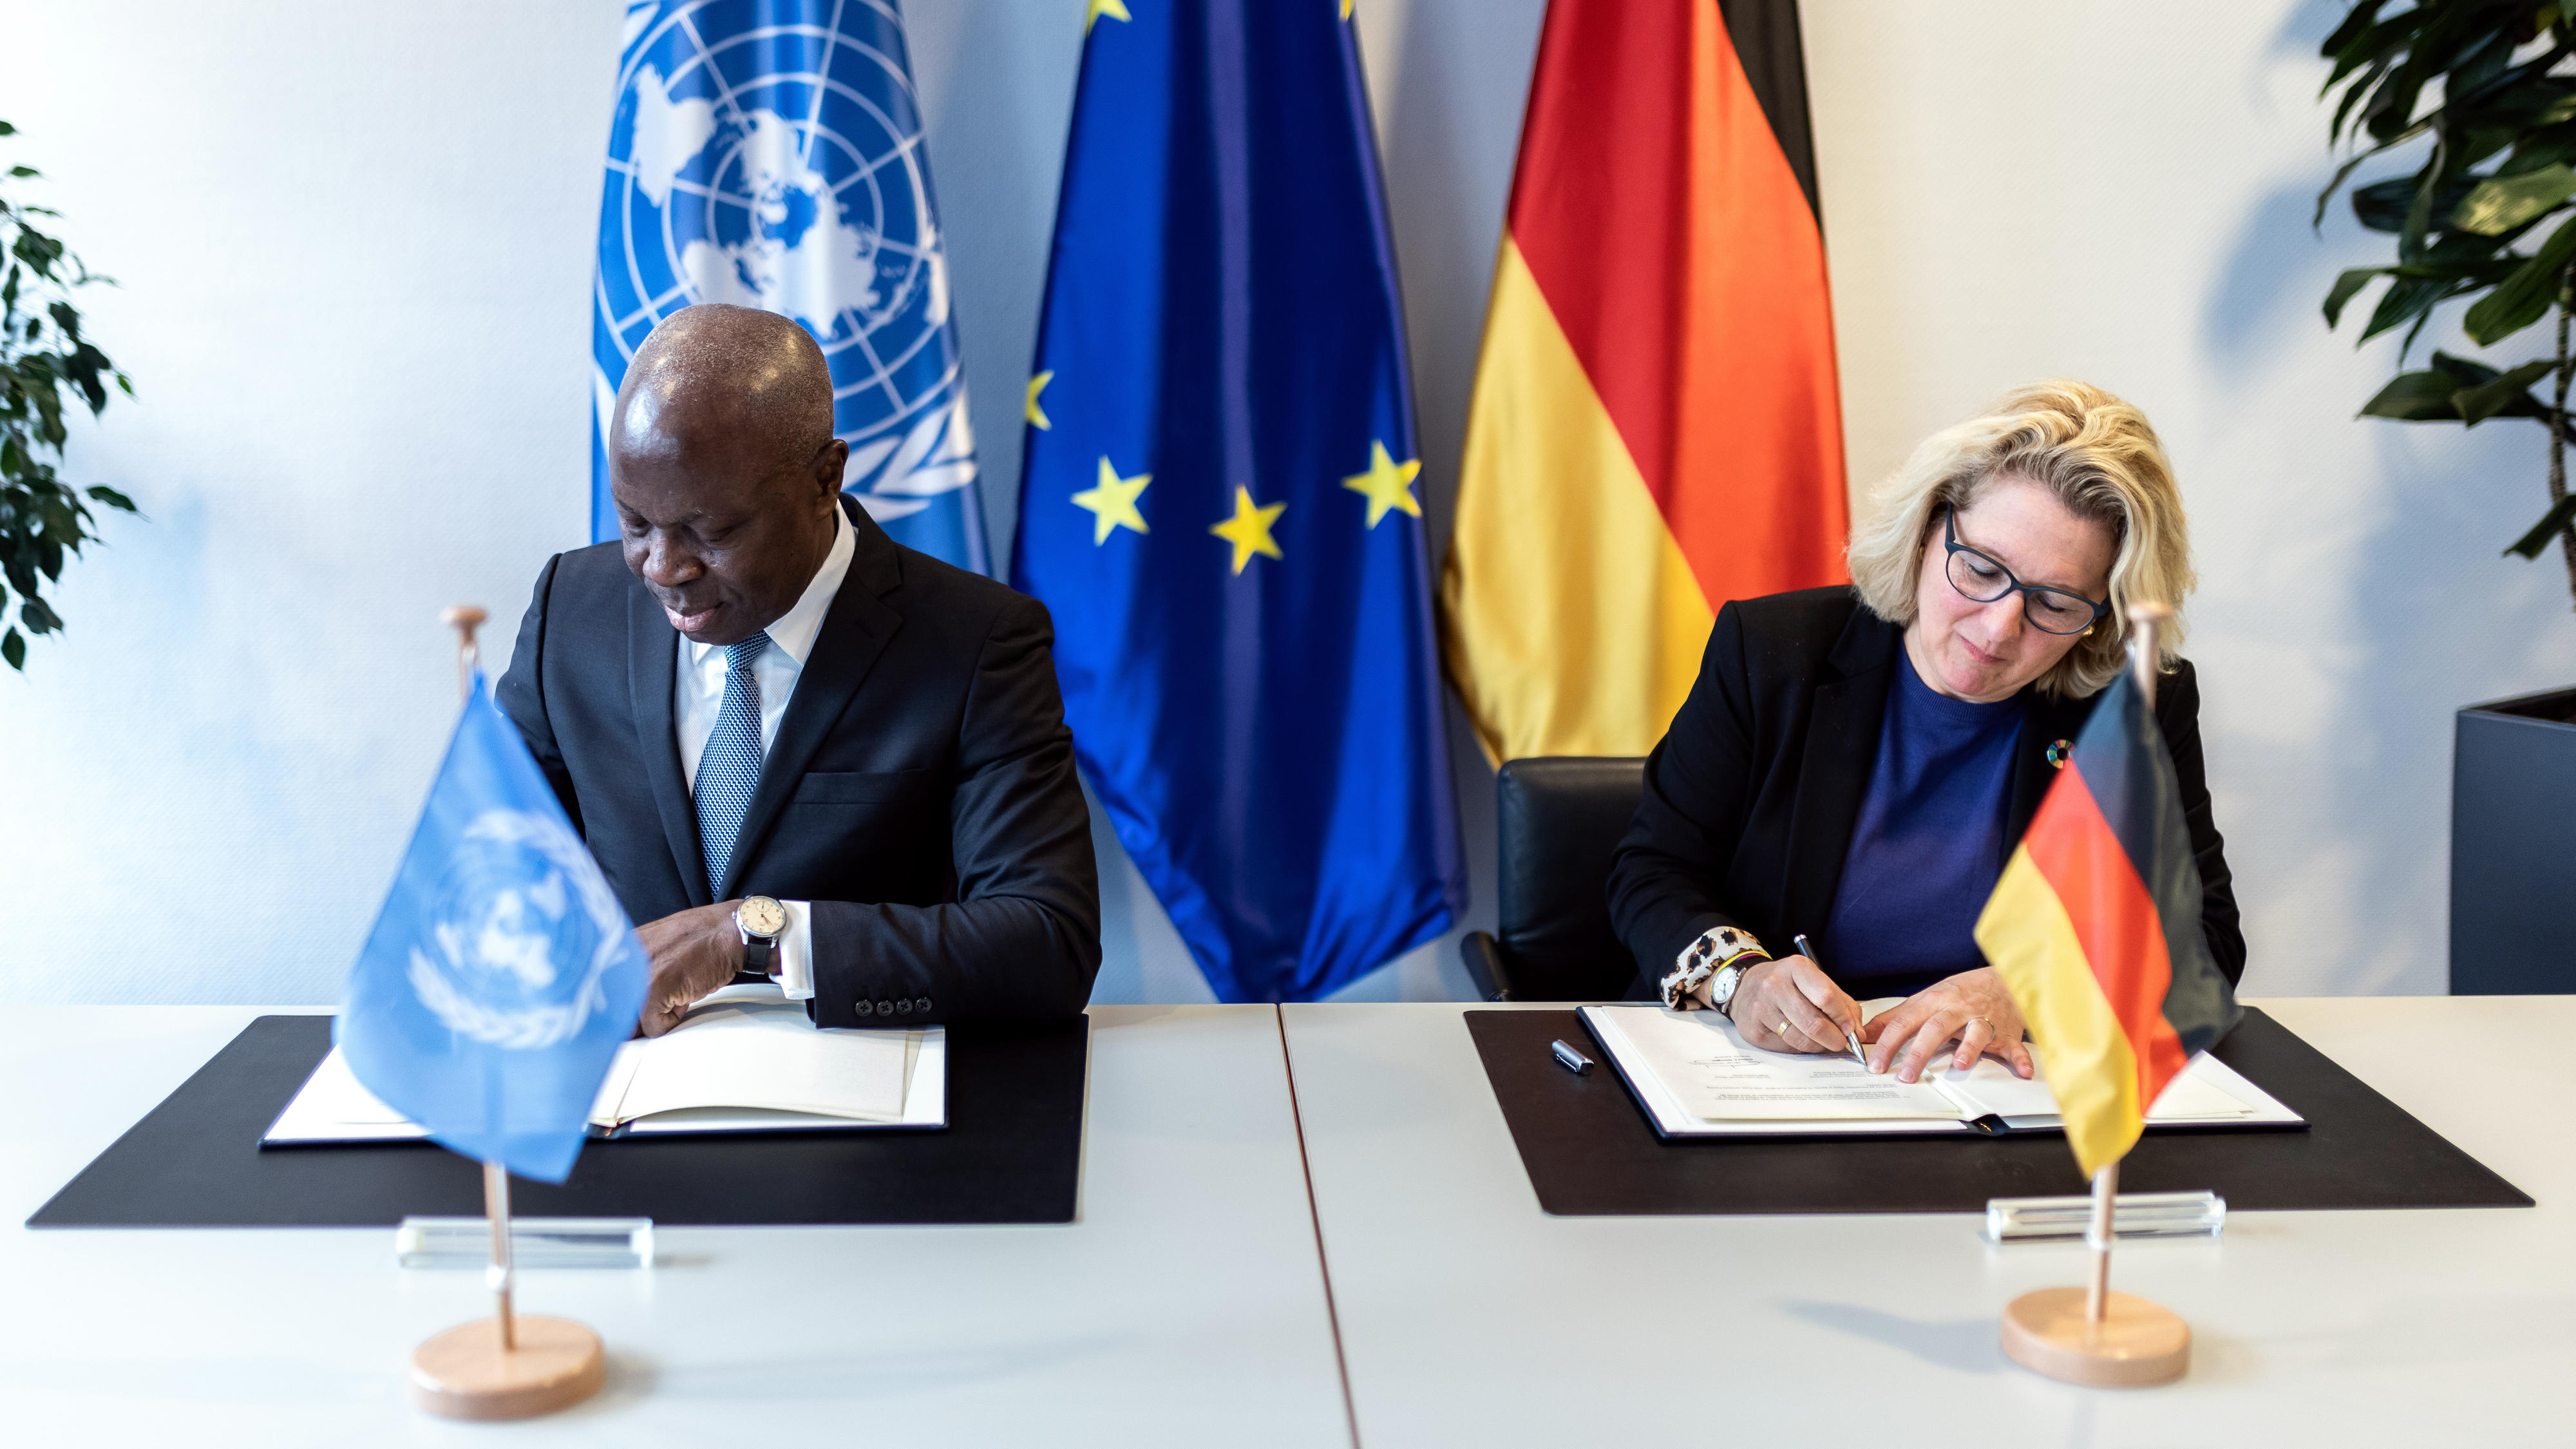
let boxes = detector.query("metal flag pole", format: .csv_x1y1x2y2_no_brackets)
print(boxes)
484,1161,517,1353
407,605,607,1419
2087,601,2170,1331
440,606,518,1356
2083,1157,2117,1331
2000,599,2191,1387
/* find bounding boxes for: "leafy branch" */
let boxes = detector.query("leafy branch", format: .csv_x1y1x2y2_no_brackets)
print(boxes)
2318,1,2576,607
0,117,137,671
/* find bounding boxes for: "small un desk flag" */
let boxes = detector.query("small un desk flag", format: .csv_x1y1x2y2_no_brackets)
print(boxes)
1013,2,1464,1002
339,671,647,1186
592,0,989,571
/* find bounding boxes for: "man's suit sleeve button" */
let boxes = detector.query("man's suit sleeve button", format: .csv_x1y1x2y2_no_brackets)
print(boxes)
873,999,894,1016
855,999,875,1018
916,996,934,1014
893,998,913,1014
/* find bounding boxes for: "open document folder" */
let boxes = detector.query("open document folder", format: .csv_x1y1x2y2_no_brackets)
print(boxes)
266,987,945,1143
1578,1002,2301,1140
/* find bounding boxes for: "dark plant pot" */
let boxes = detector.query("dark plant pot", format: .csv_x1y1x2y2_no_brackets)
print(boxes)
2451,686,2576,994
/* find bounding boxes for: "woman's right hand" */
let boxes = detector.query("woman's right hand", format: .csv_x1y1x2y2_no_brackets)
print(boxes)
1718,956,1862,1057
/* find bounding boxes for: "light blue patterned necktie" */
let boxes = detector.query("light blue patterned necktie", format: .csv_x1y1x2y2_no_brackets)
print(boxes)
694,630,771,896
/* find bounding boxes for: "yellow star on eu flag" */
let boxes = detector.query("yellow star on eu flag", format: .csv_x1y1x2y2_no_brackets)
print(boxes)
1026,371,1054,430
1074,457,1150,544
1210,486,1287,574
1086,0,1131,33
1341,440,1422,528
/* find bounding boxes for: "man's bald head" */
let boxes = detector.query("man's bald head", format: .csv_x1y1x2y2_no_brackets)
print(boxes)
611,303,835,471
607,305,851,647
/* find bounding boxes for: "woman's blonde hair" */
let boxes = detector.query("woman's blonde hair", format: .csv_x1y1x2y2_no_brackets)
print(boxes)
1845,380,2195,699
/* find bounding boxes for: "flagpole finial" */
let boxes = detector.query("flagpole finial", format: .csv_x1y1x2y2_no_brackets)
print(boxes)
442,606,488,703
2124,600,2172,708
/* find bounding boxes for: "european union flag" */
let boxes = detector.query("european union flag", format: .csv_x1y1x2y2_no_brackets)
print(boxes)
592,1,989,571
1012,2,1463,1003
339,676,649,1183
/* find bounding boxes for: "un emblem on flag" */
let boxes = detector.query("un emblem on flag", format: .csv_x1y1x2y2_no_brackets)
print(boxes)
406,811,632,1051
596,4,976,527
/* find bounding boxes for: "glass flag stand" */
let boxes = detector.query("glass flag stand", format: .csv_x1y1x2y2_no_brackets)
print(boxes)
398,1215,654,1270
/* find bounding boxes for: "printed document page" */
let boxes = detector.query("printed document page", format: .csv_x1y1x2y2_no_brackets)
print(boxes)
1855,996,2267,1124
591,996,909,1126
1601,1007,1962,1121
1580,1003,2302,1136
1928,1051,2268,1126
264,987,943,1142
264,1047,424,1141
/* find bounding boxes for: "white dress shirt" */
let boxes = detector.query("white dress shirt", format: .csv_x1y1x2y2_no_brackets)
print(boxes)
675,503,855,1001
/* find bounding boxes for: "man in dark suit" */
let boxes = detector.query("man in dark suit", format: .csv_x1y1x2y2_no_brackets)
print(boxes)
498,304,1099,1035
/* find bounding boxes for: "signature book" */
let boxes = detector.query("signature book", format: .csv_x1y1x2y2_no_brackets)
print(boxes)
1578,1003,2301,1141
267,989,945,1143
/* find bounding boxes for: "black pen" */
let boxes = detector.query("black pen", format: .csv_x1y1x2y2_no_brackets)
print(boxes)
1794,932,1870,1070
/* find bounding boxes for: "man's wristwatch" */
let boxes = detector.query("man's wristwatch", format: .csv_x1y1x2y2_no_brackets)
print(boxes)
734,895,786,980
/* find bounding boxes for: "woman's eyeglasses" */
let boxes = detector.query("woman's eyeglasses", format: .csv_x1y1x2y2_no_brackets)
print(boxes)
1940,507,2108,636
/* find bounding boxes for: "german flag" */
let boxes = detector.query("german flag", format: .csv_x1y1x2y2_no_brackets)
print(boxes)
1975,670,2243,1177
1439,0,1848,761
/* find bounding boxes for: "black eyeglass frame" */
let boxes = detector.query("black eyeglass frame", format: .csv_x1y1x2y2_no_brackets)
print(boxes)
1938,507,2109,636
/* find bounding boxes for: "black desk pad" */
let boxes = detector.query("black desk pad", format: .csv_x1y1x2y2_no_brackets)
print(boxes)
1468,1008,2532,1215
28,1014,1088,1227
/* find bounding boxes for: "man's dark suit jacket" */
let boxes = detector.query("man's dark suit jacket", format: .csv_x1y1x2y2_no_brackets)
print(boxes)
496,496,1101,1026
1607,587,2244,1000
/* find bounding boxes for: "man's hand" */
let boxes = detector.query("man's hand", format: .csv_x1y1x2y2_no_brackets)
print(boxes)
636,901,746,1037
1861,966,2034,1083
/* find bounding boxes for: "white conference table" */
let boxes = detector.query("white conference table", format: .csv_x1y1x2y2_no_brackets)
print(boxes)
11,997,2561,1446
4,1004,1350,1448
1283,997,2568,1449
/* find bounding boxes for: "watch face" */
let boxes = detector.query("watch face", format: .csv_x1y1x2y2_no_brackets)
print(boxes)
737,896,786,939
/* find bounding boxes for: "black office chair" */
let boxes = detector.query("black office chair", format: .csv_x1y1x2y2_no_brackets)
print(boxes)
1457,757,1647,1002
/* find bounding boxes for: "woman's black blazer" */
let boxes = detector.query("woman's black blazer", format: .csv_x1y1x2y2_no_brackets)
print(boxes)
1605,587,2246,998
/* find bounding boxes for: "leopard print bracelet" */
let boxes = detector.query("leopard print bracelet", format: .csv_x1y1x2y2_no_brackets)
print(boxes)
1660,924,1771,1010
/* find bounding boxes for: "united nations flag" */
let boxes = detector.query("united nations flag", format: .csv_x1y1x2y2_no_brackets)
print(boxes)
592,1,989,572
339,674,647,1184
1012,2,1464,1002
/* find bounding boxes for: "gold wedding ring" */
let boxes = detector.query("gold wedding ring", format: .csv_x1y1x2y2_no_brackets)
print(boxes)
1775,1020,1790,1036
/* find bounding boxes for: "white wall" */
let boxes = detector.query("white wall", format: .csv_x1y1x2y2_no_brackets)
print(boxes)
1806,1,2576,994
0,3,627,1004
1,1,2566,1005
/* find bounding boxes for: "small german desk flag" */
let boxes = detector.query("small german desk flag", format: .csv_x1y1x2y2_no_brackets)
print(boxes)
1440,0,1849,762
1975,668,2242,1177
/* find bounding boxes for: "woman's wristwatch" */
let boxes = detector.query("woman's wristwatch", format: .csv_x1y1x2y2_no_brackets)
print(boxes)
1660,925,1770,1012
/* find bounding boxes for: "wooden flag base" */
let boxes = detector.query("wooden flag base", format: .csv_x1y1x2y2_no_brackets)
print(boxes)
2001,1287,2189,1387
410,1314,606,1420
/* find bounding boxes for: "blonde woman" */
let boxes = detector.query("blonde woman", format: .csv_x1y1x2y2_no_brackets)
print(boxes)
1605,382,2242,1084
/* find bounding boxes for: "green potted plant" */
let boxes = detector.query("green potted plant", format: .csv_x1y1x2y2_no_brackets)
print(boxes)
2317,1,2576,992
1,117,136,672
